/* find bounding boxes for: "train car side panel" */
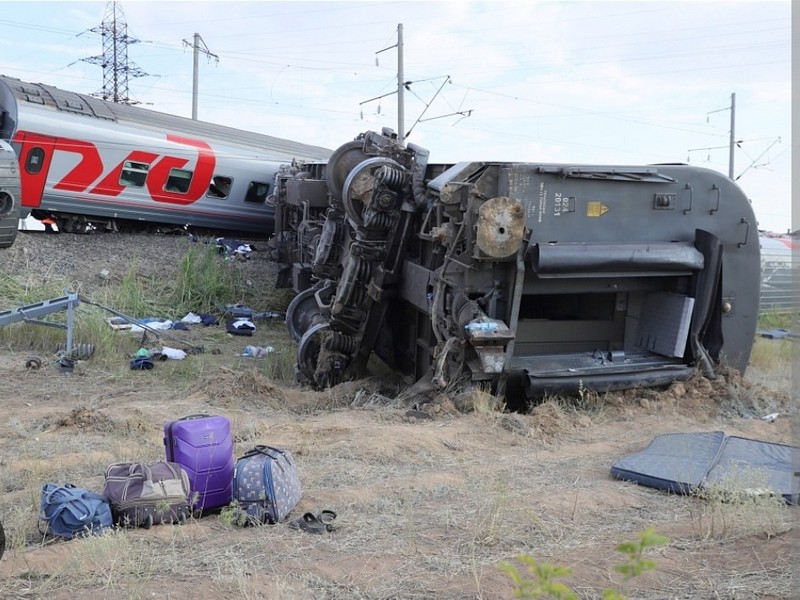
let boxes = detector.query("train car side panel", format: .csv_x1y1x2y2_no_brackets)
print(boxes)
12,109,282,233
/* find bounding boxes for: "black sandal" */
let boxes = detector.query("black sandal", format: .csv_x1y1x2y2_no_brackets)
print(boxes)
317,509,337,531
288,512,327,534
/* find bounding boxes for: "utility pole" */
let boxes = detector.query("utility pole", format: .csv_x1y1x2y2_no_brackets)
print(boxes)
182,33,218,120
690,93,738,179
360,24,470,140
369,24,405,142
728,92,736,179
397,24,405,144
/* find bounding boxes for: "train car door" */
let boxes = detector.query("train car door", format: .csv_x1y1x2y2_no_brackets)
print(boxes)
11,131,56,210
12,131,107,212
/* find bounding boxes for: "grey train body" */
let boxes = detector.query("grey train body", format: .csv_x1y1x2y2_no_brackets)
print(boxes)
0,74,330,238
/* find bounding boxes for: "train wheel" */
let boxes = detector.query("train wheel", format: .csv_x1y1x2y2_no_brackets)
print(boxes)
296,322,328,382
60,216,91,234
59,216,75,233
286,288,321,342
325,140,368,201
341,157,404,229
286,283,333,343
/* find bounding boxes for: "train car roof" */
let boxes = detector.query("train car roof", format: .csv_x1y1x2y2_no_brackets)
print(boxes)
0,75,332,162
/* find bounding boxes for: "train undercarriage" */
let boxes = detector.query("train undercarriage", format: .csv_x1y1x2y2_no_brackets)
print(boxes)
270,129,760,403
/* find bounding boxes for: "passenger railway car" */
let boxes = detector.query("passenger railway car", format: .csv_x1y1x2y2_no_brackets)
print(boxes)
0,75,331,236
0,139,20,248
271,129,761,403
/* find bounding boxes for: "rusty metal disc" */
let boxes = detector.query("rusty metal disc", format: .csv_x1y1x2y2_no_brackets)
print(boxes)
476,196,525,258
325,141,368,201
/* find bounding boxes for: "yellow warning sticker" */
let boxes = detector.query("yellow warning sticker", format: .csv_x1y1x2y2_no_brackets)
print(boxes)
587,201,609,217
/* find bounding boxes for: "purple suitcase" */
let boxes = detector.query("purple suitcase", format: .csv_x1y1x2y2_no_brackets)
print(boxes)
164,414,234,512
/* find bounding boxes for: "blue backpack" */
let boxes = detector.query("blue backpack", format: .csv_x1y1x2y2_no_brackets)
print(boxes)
39,483,113,539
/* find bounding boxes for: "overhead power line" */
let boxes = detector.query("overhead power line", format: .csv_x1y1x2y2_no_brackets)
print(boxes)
360,25,472,141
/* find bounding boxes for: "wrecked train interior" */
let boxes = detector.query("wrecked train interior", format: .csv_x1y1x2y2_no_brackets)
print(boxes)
269,129,760,405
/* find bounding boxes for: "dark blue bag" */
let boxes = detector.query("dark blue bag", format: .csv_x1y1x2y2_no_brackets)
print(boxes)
39,483,113,539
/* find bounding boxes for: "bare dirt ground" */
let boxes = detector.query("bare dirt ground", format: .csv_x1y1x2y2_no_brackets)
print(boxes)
0,230,796,599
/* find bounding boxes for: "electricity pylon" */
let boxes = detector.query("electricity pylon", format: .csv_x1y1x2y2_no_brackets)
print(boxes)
81,1,148,105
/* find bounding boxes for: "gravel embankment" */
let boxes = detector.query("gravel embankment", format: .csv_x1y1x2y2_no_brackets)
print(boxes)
0,230,273,296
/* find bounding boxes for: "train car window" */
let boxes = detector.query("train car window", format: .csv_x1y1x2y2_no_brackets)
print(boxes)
245,181,270,204
165,168,193,193
207,175,232,199
25,147,46,175
120,161,149,187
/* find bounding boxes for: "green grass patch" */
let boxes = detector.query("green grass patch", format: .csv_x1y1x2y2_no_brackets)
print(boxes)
757,310,796,331
0,243,288,365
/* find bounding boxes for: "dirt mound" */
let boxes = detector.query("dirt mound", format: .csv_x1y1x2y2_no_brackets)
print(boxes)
649,368,791,418
190,367,286,405
55,406,115,432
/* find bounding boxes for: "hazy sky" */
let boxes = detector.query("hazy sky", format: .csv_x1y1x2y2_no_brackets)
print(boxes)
1,1,792,232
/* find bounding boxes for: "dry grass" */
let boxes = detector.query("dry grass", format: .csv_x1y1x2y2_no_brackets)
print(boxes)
0,245,796,598
689,467,793,541
0,386,795,599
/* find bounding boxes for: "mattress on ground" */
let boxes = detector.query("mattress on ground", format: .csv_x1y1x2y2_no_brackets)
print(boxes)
611,431,799,504
705,436,799,503
610,431,726,495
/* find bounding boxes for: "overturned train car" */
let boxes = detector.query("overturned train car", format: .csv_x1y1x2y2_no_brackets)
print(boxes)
0,139,20,248
271,129,760,402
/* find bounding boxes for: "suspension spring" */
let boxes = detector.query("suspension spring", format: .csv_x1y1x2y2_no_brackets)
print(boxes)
354,257,373,280
325,331,359,354
378,164,407,190
364,209,394,230
349,285,368,307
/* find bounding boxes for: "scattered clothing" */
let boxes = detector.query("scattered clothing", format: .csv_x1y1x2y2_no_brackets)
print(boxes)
130,319,175,333
223,303,253,318
130,356,154,370
226,317,255,336
200,314,219,326
161,346,187,360
242,345,274,358
216,238,255,260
